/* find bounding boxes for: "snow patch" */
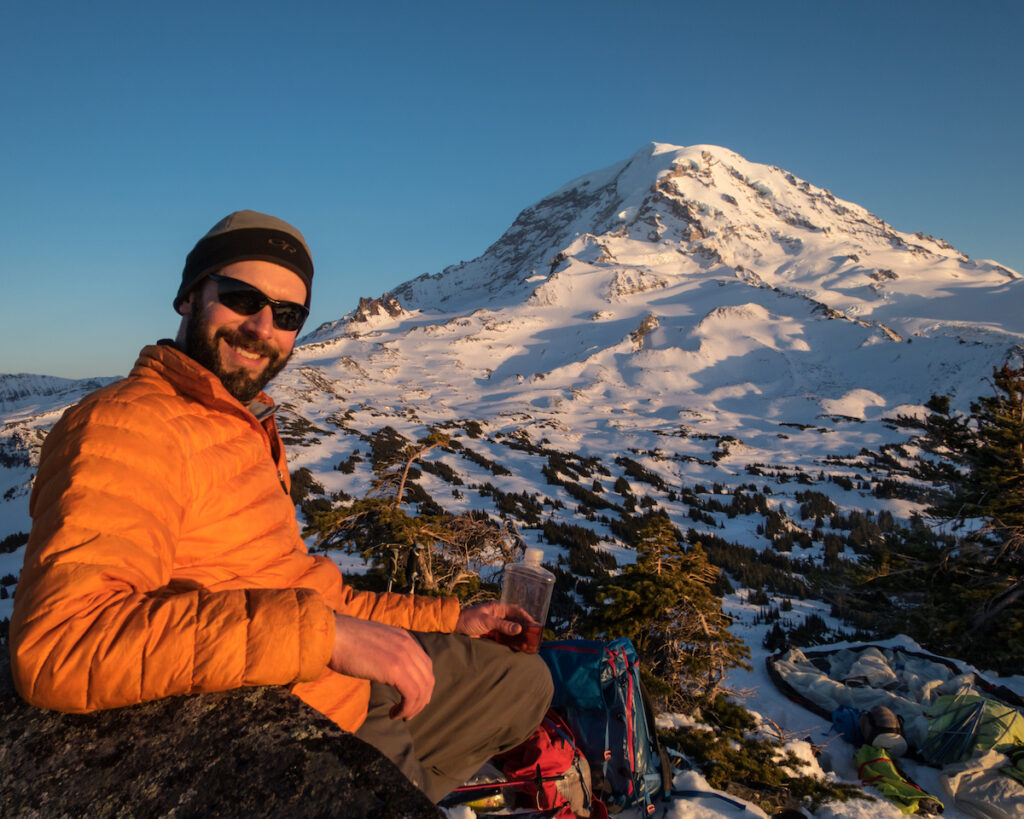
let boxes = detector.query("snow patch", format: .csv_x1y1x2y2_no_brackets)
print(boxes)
820,389,887,419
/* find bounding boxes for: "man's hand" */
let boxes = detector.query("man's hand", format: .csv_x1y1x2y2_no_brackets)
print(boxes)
329,614,435,720
455,601,536,639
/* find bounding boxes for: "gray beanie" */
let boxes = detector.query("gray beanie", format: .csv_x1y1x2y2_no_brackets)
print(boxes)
174,210,314,310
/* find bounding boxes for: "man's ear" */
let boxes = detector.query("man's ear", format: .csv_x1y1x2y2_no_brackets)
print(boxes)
176,292,192,317
174,291,194,347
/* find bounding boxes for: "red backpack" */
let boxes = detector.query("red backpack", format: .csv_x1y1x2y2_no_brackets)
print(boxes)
493,709,608,818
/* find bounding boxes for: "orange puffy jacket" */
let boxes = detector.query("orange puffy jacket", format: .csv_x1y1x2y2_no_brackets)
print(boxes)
10,344,459,732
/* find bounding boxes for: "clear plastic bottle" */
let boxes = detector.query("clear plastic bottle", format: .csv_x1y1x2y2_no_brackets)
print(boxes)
500,547,554,653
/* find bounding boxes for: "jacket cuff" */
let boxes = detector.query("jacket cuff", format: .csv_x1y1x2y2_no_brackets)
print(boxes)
430,594,461,632
241,588,333,686
295,588,334,681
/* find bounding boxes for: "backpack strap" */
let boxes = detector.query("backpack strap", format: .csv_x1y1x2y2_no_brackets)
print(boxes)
636,674,674,800
611,645,662,815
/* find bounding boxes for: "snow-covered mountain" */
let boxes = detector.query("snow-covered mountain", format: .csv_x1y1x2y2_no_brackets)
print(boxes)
288,142,1021,494
384,141,1017,318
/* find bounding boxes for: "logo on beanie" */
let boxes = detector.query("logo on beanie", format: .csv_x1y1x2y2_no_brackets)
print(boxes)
269,237,298,254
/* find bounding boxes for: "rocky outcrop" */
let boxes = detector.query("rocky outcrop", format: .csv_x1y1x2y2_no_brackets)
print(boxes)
0,648,439,818
351,294,406,324
630,313,661,350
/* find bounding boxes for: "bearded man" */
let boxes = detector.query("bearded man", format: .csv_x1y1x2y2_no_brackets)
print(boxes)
10,210,552,802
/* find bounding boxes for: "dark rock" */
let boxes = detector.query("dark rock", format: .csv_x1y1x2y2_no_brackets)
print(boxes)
351,294,406,323
0,647,439,818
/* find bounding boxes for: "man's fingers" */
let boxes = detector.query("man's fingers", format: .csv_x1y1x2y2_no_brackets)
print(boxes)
389,636,434,720
455,601,539,637
478,612,521,634
385,634,432,720
392,673,433,720
499,603,538,625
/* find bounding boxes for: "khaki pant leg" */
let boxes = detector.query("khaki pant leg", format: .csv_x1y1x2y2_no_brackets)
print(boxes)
355,631,553,802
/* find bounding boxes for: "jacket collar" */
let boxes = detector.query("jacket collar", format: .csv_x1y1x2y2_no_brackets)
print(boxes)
132,342,277,417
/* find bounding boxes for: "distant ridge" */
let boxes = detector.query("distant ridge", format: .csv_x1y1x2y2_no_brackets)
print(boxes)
0,373,118,414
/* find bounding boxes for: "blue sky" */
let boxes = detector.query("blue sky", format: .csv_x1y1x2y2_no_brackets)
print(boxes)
2,0,1021,378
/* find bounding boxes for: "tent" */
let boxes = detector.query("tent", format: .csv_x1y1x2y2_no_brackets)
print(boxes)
766,642,1024,818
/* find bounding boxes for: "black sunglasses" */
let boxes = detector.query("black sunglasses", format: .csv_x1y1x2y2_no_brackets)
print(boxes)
207,273,309,332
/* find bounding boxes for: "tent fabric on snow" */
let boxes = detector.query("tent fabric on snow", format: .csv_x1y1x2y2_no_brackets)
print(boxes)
922,693,1024,766
939,749,1024,819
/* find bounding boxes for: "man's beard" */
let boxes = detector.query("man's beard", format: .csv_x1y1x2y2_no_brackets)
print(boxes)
183,302,291,404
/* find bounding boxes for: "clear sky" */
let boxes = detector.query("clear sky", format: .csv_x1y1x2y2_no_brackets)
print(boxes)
2,0,1021,379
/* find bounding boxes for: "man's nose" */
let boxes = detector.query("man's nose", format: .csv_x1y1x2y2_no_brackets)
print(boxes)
240,305,276,338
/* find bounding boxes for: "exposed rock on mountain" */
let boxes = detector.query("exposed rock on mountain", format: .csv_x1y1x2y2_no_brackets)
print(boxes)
351,293,407,324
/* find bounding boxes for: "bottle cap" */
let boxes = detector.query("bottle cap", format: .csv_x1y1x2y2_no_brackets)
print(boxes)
525,547,543,565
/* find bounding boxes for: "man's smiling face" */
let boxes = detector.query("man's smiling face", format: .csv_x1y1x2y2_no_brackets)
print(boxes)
177,259,306,403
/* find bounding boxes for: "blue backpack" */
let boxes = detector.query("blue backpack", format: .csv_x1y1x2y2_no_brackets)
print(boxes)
539,637,670,814
831,705,864,745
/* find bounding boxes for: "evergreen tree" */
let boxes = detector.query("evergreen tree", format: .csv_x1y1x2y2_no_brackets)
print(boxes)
894,365,1024,550
885,364,1024,670
585,513,750,711
304,429,517,599
941,366,1024,544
